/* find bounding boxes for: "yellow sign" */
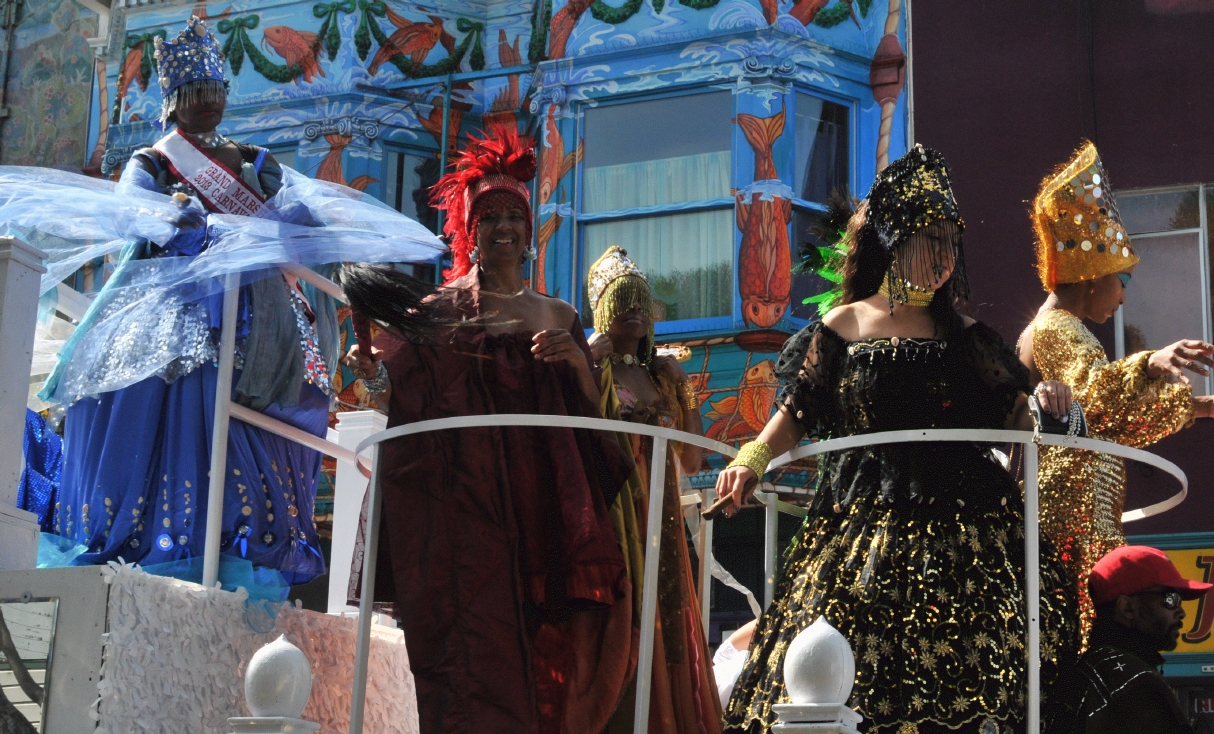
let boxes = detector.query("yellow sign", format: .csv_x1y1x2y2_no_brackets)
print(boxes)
1160,548,1214,654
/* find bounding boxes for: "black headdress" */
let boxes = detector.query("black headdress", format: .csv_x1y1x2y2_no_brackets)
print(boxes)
865,144,969,305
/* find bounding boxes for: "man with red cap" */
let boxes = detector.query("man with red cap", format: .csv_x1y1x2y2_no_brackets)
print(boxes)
1045,545,1212,733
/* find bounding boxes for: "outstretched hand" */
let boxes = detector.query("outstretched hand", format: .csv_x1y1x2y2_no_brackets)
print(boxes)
1148,340,1214,384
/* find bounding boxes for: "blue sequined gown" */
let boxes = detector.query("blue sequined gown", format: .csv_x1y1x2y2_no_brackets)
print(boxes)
49,145,329,583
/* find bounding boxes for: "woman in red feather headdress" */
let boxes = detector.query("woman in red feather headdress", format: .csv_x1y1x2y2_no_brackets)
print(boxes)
341,126,634,733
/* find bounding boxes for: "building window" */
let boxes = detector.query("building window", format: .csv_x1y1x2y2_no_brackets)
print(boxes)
1115,184,1212,395
580,91,733,329
268,145,297,172
789,95,850,322
385,148,440,234
384,148,441,281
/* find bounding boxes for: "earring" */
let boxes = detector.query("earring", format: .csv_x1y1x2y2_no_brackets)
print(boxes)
523,245,537,261
469,246,480,263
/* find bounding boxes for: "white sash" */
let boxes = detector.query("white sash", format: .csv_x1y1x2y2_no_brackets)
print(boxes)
153,129,266,217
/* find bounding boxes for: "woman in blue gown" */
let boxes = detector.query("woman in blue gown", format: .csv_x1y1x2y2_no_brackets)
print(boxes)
21,17,444,583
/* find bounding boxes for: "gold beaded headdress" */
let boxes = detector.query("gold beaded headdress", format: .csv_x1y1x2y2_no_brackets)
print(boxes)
1033,141,1137,291
588,246,655,364
864,144,969,305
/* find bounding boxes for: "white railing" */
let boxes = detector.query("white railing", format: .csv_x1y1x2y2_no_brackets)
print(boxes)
344,418,1186,734
200,273,366,589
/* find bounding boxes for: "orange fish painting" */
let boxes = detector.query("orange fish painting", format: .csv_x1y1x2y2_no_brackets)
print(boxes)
369,10,453,76
117,41,148,101
484,30,522,129
534,208,563,295
420,98,469,158
538,106,579,206
704,360,778,442
736,107,792,328
549,0,594,60
262,26,325,84
789,0,831,25
316,134,377,192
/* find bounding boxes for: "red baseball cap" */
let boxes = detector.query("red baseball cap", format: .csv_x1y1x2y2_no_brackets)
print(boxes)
1089,545,1213,606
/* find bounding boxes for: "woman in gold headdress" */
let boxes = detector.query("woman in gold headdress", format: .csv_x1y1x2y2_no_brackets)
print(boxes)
1018,141,1214,638
586,246,721,734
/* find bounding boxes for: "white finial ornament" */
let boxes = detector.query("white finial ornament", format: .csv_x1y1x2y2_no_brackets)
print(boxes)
229,635,320,733
772,617,863,733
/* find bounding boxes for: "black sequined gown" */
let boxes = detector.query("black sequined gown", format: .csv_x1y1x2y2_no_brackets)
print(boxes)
723,321,1078,734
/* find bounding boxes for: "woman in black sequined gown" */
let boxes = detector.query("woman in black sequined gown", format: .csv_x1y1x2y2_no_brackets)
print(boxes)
718,147,1079,734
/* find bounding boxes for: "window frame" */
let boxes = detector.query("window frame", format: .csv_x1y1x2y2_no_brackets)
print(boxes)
382,143,445,282
1113,183,1212,396
574,86,739,336
785,85,859,330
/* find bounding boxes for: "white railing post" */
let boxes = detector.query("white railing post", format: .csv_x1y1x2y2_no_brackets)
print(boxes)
699,487,715,628
328,410,386,614
761,488,778,610
0,236,47,571
202,273,240,589
350,449,383,734
1023,440,1041,734
633,436,670,734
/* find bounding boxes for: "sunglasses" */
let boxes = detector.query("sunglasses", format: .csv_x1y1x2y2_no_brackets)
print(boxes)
1117,272,1132,289
1135,590,1184,610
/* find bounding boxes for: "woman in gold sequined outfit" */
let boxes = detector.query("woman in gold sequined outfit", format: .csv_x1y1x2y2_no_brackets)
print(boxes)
1018,142,1214,640
586,247,721,733
717,146,1079,734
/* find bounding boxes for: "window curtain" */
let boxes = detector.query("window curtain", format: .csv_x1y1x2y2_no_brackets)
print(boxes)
584,208,733,321
582,151,731,212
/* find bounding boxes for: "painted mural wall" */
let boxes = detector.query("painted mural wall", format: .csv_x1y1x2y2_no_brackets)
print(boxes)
0,0,98,171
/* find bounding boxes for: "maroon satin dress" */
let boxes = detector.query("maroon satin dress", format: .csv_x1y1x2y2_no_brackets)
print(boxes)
349,269,632,733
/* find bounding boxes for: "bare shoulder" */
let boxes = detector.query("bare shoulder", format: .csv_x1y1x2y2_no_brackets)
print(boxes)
535,291,578,328
822,303,860,341
961,314,977,329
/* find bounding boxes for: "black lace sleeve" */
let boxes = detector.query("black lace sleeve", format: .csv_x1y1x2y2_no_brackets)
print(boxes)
954,322,1031,428
775,321,843,438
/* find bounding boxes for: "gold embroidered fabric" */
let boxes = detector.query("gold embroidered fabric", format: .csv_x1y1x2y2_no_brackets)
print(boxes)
1032,309,1194,640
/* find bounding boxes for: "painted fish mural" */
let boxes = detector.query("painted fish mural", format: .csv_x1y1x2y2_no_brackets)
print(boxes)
736,107,792,328
704,359,778,442
315,134,377,192
262,25,325,84
534,106,580,295
368,10,454,77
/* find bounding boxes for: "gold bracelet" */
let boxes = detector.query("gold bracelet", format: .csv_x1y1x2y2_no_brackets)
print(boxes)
676,382,700,412
728,440,772,479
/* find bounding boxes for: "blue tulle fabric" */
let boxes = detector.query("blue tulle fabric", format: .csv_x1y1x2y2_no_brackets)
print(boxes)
0,164,444,404
0,160,445,585
18,409,63,530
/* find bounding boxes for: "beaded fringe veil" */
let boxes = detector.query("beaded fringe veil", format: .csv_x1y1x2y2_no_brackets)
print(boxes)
161,79,227,124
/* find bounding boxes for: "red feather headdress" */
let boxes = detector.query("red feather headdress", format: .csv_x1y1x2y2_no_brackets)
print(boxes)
431,126,536,284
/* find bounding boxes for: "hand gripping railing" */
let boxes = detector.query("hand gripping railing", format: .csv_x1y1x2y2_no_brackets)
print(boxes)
347,420,1186,734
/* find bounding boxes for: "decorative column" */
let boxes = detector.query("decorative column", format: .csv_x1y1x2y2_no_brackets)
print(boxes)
0,237,47,571
327,410,387,614
732,60,795,335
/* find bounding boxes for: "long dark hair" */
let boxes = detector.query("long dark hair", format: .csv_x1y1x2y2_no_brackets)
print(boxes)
840,202,966,338
336,263,445,343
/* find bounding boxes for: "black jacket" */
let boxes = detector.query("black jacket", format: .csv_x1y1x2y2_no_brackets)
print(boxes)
1044,619,1193,733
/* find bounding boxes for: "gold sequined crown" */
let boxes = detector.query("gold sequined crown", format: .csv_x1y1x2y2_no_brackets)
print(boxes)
588,246,647,312
1033,142,1137,291
866,144,964,251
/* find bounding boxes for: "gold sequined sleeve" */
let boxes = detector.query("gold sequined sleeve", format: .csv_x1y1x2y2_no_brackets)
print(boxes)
1033,309,1194,448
